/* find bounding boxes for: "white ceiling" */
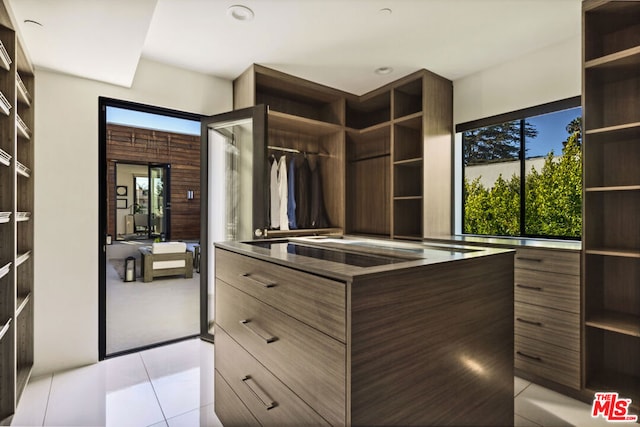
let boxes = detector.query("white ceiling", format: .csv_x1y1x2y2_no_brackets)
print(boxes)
8,0,581,95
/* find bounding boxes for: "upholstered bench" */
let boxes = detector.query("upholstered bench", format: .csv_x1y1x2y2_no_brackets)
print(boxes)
139,242,194,283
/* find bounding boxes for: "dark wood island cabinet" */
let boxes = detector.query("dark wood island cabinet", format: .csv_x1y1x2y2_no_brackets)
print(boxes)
213,236,514,426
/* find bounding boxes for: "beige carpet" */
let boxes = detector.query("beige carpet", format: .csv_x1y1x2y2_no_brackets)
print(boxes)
106,242,200,355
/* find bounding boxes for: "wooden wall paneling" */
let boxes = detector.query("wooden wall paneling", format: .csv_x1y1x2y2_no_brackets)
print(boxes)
423,71,453,237
319,131,345,231
106,124,201,240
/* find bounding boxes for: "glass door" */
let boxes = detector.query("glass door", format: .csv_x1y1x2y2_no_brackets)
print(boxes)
149,164,170,240
200,105,267,341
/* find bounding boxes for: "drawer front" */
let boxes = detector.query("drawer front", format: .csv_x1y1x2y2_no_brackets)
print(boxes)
216,279,346,426
215,248,346,342
514,301,579,351
515,248,580,276
515,335,580,390
514,268,580,313
215,370,261,427
216,329,330,426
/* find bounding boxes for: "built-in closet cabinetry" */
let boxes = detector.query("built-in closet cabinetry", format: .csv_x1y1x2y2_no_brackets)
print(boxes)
233,64,452,240
0,1,34,424
582,0,640,410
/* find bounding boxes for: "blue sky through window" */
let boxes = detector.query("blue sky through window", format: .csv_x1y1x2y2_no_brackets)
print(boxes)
106,106,200,136
525,107,581,158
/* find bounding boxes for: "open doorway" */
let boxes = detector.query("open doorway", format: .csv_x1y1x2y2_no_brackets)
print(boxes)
99,98,202,358
114,162,171,241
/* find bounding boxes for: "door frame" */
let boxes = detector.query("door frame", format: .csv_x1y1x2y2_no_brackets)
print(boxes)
199,104,267,342
98,97,201,360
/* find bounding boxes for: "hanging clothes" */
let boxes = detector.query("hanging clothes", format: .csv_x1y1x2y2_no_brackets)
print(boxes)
278,155,289,231
295,156,312,229
269,155,279,229
310,160,329,228
287,156,297,229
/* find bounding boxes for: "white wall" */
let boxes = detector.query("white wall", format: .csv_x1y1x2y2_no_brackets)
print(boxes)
33,58,232,376
451,36,581,234
453,36,581,126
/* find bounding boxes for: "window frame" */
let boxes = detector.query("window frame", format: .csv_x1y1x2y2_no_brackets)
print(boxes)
456,96,582,240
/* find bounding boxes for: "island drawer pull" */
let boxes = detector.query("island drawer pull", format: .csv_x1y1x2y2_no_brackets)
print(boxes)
241,273,276,288
517,351,543,362
240,319,278,344
516,284,543,291
516,256,543,262
242,376,277,410
516,317,543,327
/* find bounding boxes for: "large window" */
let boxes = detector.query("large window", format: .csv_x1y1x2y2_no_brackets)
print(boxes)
460,98,581,239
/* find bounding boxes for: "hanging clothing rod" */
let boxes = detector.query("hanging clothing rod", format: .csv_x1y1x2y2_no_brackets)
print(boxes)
267,145,330,157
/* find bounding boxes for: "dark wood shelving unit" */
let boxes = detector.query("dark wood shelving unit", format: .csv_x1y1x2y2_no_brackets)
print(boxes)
583,0,640,410
234,64,452,242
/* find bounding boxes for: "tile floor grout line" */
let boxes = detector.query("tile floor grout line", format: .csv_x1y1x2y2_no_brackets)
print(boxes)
515,382,533,398
516,412,543,427
139,352,169,425
40,373,54,427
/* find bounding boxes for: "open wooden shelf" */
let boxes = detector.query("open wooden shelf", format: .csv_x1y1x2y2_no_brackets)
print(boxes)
586,311,640,338
583,0,640,406
0,318,10,341
268,109,342,136
16,73,31,106
16,115,30,140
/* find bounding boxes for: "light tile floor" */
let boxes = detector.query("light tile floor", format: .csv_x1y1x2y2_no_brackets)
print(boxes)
11,338,639,426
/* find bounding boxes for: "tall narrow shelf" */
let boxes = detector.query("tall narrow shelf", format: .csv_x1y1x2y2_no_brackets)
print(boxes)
0,0,35,423
583,0,640,410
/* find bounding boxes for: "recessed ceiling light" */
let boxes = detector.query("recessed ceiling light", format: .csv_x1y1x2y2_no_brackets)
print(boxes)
227,5,254,21
24,19,43,27
375,67,393,75
379,8,392,15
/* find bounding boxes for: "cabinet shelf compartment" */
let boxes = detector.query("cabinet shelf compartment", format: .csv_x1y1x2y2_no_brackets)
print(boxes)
256,73,343,126
0,318,10,341
15,294,33,402
585,254,640,333
584,1,640,62
16,73,31,106
394,118,422,162
0,148,10,166
393,198,422,239
0,39,10,71
0,317,14,423
16,114,30,139
267,110,342,136
15,251,30,267
0,261,10,279
584,125,640,188
0,91,10,116
584,191,640,253
585,326,640,410
347,126,390,162
347,153,389,237
346,91,390,129
394,161,422,198
393,79,422,119
584,60,640,131
16,160,30,178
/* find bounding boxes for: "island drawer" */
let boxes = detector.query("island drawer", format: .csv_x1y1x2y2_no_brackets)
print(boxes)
214,370,261,427
514,301,579,351
216,328,331,426
515,334,580,390
215,248,346,342
515,248,580,276
514,268,580,313
216,279,346,426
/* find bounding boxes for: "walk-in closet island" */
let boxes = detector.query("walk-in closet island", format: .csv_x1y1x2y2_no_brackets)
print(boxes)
213,236,514,426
